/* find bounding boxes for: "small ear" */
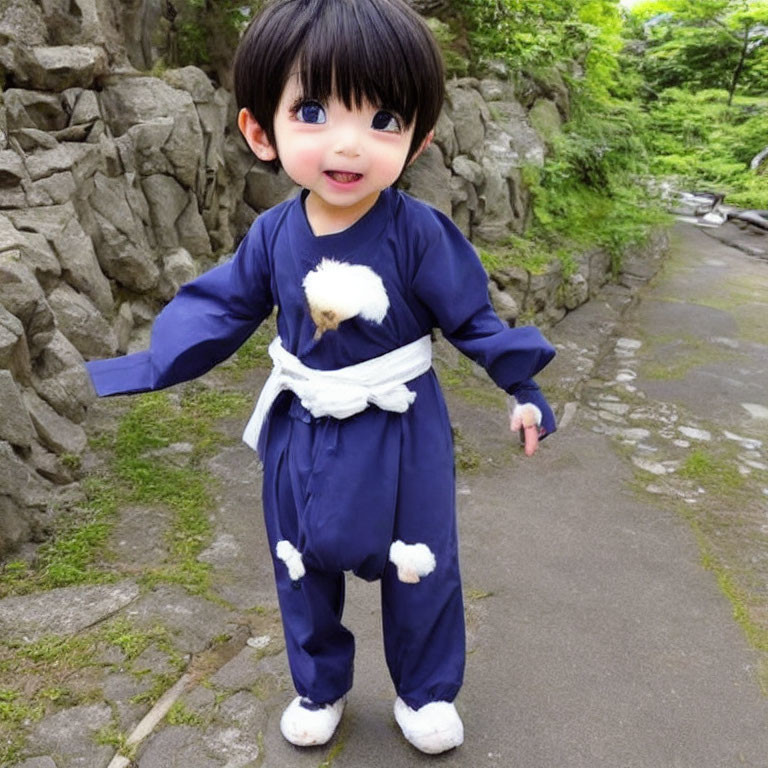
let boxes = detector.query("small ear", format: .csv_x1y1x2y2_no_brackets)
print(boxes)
407,129,434,166
238,108,278,162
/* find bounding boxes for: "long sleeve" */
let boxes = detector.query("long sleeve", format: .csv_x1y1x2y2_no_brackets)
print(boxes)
410,206,556,435
86,219,274,396
412,208,555,387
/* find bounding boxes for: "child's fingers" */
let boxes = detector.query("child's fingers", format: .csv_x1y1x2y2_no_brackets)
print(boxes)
510,403,543,456
522,424,540,456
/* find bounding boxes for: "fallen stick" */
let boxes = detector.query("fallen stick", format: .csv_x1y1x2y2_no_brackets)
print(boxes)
106,671,193,768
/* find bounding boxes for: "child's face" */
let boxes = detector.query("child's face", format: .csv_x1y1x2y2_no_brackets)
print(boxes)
243,74,419,224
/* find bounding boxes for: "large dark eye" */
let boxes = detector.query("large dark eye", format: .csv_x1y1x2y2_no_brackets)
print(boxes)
372,110,401,132
296,101,327,124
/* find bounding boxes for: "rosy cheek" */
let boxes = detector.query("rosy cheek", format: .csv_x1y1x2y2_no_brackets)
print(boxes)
297,145,322,163
281,144,321,177
378,151,407,180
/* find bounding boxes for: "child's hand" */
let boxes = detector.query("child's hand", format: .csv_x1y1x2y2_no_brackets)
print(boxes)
509,403,544,457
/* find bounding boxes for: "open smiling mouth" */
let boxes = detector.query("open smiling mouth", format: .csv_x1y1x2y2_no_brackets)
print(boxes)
325,170,363,183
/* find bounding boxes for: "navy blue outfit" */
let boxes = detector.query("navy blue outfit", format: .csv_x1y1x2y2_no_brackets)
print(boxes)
86,187,556,709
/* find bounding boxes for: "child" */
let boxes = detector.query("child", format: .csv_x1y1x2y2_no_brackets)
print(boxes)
86,0,556,754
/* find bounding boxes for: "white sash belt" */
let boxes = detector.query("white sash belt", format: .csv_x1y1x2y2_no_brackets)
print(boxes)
242,335,433,451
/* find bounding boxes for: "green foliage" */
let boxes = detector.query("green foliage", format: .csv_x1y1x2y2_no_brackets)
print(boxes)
621,2,768,210
426,17,470,78
526,95,669,269
456,0,618,72
453,0,666,269
175,0,257,74
626,0,768,101
644,88,768,207
477,237,554,276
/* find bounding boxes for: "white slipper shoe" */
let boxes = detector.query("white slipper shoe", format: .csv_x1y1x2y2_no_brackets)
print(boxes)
280,696,345,746
394,697,464,754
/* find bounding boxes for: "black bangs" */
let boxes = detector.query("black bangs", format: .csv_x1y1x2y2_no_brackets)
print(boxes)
297,0,428,127
234,0,444,162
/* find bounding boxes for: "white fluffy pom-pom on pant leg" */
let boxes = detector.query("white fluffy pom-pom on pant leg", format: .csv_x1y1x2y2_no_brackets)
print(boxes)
388,540,436,584
275,540,305,581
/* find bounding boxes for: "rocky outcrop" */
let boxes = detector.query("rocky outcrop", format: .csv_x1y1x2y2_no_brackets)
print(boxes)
0,3,665,557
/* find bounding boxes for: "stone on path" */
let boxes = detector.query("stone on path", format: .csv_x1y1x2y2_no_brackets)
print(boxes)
125,584,239,654
631,456,669,476
16,758,58,768
616,337,642,349
137,726,221,768
209,645,268,690
678,426,712,441
126,691,263,768
598,400,630,415
616,427,651,441
558,401,578,429
202,691,263,765
26,704,112,768
723,431,763,450
742,403,768,420
0,581,139,642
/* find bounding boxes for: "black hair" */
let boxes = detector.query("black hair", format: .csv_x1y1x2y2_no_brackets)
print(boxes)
234,0,444,167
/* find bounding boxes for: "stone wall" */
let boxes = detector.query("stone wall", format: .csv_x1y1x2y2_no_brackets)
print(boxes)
0,0,665,557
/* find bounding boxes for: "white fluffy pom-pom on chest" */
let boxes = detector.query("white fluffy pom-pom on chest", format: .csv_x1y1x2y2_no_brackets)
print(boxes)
302,258,390,339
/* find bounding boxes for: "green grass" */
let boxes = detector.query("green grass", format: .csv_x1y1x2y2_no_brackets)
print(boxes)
103,618,174,662
95,723,135,760
131,671,180,707
166,701,205,727
465,587,494,601
478,237,557,277
0,613,188,764
0,476,123,598
452,427,482,473
0,688,44,727
436,355,507,411
0,689,43,765
706,560,768,654
679,448,744,495
0,386,252,600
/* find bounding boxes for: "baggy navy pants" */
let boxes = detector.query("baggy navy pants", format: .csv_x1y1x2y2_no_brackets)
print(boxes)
260,388,466,710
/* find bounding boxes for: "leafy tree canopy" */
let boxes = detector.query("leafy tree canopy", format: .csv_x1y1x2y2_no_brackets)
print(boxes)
626,0,768,102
